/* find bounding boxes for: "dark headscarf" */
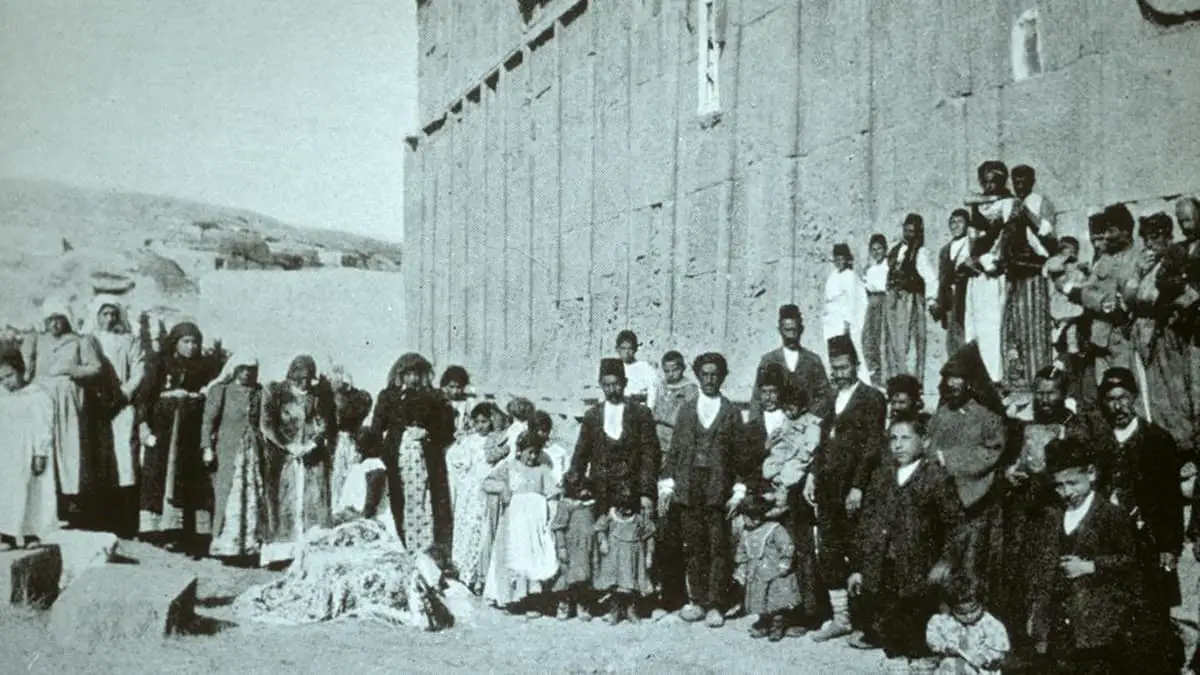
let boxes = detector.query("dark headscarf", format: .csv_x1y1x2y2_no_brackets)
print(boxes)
287,354,318,381
976,160,1009,184
165,322,203,359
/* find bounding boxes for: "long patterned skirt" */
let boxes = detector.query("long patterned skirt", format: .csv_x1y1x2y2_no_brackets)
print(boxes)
1002,275,1054,392
883,290,927,383
210,429,267,557
396,433,434,556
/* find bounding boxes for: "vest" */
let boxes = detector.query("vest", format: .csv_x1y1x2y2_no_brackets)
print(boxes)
887,243,925,295
691,416,720,468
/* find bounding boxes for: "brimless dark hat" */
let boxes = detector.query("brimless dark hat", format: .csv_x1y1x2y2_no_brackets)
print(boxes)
1044,437,1095,475
778,304,802,321
1098,367,1138,398
827,334,857,362
599,358,625,380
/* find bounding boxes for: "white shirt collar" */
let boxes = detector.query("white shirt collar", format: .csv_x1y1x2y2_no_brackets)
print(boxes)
697,393,721,428
782,346,799,371
603,401,625,440
763,408,786,436
897,459,921,487
1063,491,1095,535
835,382,859,415
1114,418,1139,444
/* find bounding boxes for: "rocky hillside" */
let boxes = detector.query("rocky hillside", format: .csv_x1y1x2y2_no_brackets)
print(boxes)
0,178,404,331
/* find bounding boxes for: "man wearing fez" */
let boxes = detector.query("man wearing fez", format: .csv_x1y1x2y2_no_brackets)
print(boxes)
659,352,745,628
803,334,886,643
926,341,1011,625
567,358,660,517
1095,367,1184,673
753,304,832,419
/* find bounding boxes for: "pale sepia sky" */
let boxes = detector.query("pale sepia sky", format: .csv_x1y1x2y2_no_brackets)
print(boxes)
0,0,416,242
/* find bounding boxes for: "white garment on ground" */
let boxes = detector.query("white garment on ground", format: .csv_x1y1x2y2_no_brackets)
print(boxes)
0,384,59,542
624,360,659,410
823,267,871,383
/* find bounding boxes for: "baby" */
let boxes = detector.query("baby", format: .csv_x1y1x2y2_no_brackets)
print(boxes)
761,385,822,510
1043,236,1089,361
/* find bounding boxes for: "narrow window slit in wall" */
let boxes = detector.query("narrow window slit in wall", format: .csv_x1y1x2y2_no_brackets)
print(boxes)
485,71,500,92
530,25,555,51
466,86,481,104
1011,8,1044,82
697,0,725,115
504,50,525,72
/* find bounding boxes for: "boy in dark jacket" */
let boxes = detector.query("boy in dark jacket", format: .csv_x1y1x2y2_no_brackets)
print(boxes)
1027,438,1139,674
847,417,965,673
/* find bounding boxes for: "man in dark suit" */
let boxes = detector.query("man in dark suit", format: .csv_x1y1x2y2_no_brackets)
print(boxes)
659,352,745,629
804,334,887,643
932,209,972,360
566,358,661,516
752,304,832,418
1027,437,1139,674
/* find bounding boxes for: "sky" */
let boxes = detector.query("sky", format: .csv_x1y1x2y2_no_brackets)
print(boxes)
0,0,416,243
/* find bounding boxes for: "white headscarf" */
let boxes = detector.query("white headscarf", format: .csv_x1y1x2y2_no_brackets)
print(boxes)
88,294,133,334
203,353,259,395
40,296,76,331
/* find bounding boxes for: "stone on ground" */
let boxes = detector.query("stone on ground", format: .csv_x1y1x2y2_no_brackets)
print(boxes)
48,565,199,646
43,530,118,590
0,545,63,608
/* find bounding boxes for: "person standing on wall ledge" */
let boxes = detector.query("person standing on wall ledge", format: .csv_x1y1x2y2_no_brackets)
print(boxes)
615,330,659,411
884,213,938,387
752,304,832,419
823,243,870,385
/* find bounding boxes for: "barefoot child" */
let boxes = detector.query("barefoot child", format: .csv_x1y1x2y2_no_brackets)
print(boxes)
594,485,655,625
552,474,597,621
925,575,1010,674
736,494,801,642
848,418,965,673
482,432,559,615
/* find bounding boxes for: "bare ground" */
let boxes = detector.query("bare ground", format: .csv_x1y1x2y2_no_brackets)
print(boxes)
1,537,1195,675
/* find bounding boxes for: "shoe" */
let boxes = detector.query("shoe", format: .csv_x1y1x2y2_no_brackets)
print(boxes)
604,606,621,625
577,604,593,622
704,609,725,628
809,620,852,642
785,625,810,638
768,617,787,643
556,602,571,621
625,603,640,625
679,603,705,622
847,630,879,650
749,618,770,639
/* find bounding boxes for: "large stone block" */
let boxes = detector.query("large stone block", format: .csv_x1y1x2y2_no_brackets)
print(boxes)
44,530,118,591
0,546,62,609
49,566,198,646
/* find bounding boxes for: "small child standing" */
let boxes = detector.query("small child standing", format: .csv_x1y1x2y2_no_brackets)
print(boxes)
652,350,699,453
482,432,560,615
551,474,597,621
925,575,1010,674
593,486,655,625
736,495,801,642
863,233,890,386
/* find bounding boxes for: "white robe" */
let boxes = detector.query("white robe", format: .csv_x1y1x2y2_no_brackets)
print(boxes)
822,267,871,382
0,384,59,541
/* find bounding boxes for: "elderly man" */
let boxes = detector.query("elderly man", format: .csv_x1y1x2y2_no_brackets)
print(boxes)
752,304,832,418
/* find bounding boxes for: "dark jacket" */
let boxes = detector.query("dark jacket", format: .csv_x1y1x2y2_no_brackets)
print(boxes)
567,400,661,508
752,346,832,419
1028,494,1138,650
933,239,969,329
662,395,743,508
853,459,965,598
811,383,887,507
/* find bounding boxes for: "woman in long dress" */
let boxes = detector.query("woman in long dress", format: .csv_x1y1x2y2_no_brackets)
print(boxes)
962,161,1016,385
328,365,373,502
259,354,336,566
203,355,267,560
21,297,103,528
137,321,222,555
369,353,456,563
447,402,497,590
86,295,146,537
0,350,58,548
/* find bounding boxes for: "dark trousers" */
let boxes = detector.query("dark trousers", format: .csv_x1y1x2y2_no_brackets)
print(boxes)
678,503,730,610
786,488,830,627
653,506,687,611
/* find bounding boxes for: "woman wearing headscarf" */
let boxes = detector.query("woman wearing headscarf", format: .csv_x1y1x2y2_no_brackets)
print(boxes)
86,294,146,537
328,364,374,502
369,352,456,562
203,354,266,560
21,297,103,528
962,161,1017,385
137,321,221,555
259,355,336,566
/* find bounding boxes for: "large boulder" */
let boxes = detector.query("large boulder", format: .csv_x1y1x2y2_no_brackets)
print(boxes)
43,530,119,591
48,566,199,646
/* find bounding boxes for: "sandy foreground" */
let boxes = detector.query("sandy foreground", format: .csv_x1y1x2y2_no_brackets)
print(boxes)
0,537,1195,675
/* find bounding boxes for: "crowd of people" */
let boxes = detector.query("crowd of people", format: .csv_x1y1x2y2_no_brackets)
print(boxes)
0,160,1197,673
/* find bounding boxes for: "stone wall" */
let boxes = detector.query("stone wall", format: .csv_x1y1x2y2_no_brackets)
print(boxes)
405,0,1200,407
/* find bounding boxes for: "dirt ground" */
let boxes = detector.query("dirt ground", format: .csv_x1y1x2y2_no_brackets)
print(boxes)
1,537,1196,675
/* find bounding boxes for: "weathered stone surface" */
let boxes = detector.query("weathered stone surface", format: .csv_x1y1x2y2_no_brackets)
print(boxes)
44,530,118,591
49,566,198,646
0,545,62,609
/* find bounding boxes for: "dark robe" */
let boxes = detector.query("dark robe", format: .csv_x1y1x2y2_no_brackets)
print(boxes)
752,347,832,419
1026,493,1139,672
934,238,970,358
567,401,660,511
368,386,456,558
811,383,887,588
853,459,965,659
